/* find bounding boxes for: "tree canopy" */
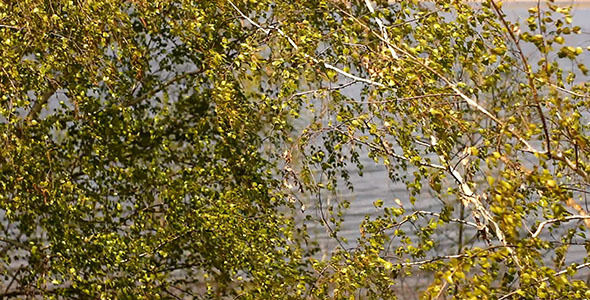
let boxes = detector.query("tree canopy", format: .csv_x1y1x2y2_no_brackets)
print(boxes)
2,0,590,299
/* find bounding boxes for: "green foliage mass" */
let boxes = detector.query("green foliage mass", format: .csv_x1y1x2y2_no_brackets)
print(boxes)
1,0,590,299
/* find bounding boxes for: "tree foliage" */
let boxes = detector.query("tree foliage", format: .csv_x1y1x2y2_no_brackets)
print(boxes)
1,0,590,299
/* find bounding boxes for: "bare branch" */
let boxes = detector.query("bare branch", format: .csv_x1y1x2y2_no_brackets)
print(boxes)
531,215,590,239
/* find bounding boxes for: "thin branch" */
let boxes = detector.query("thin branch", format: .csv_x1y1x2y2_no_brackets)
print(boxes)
323,64,384,87
552,262,590,277
336,3,543,155
0,24,22,30
121,228,199,263
489,0,552,158
497,289,520,300
539,80,588,98
341,130,445,170
0,236,30,250
26,80,58,121
531,215,590,238
393,244,513,266
347,92,459,104
391,11,438,27
498,262,590,300
229,0,385,88
3,265,24,296
125,70,200,107
446,78,539,154
363,0,398,59
288,80,359,100
228,1,270,34
415,210,479,229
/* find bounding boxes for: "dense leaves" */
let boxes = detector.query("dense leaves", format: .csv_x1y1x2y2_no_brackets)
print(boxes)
1,0,590,299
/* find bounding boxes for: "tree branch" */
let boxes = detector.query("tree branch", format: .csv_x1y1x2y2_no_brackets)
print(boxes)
488,0,552,158
393,244,514,266
415,210,479,229
26,79,58,121
553,151,589,181
336,3,543,155
498,262,590,300
125,70,201,107
531,215,590,238
229,0,385,88
363,0,398,59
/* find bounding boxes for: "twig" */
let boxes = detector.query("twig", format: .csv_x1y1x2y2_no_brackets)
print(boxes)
125,70,201,107
414,210,479,229
498,262,590,300
26,80,58,120
395,244,513,266
347,92,459,104
229,0,385,88
531,215,590,238
288,81,358,100
363,0,398,59
488,0,552,158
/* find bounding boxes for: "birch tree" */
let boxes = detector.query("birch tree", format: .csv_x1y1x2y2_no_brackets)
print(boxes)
1,0,590,299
